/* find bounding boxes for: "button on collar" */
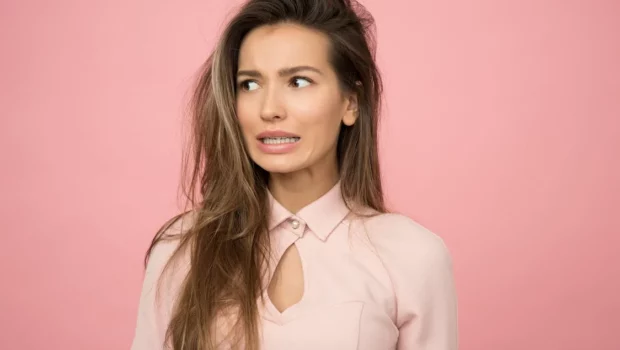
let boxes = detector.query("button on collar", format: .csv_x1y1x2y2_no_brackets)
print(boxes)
291,220,300,229
287,217,305,237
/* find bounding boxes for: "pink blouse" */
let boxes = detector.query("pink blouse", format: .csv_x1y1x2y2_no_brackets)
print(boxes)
131,182,458,349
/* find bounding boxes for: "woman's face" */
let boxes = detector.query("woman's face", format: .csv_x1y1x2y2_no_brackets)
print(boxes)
235,23,358,178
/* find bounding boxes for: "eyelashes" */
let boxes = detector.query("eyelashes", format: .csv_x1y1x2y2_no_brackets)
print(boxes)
238,80,259,91
237,76,314,91
289,76,313,88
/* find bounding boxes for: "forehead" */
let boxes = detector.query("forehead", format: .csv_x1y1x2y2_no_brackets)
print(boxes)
237,23,332,72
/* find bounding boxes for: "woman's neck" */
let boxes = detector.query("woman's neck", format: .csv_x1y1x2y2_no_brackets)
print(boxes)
268,171,339,214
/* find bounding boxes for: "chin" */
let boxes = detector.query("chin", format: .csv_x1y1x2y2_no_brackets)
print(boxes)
253,157,304,175
257,163,301,175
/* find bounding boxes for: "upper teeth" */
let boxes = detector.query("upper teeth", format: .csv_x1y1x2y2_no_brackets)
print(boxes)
262,137,300,144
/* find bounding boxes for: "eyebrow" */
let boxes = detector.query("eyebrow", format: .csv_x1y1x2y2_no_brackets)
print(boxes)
236,65,323,79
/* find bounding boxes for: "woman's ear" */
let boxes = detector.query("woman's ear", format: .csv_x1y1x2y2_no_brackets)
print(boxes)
342,93,359,126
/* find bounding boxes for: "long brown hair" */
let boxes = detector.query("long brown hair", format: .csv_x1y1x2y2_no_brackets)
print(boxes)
147,0,385,348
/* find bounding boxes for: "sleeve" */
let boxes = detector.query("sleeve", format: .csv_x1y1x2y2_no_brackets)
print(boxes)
367,214,458,350
130,238,180,350
396,237,458,350
130,213,195,349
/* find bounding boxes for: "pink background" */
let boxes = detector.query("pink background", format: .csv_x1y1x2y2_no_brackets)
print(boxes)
1,0,619,349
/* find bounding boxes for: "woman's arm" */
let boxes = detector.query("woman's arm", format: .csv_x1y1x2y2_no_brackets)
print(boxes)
130,214,191,350
396,238,458,349
130,239,177,350
367,214,459,350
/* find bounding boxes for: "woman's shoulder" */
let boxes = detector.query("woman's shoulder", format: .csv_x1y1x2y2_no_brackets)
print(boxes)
363,212,448,251
356,212,458,338
145,210,198,273
359,212,453,278
131,211,198,349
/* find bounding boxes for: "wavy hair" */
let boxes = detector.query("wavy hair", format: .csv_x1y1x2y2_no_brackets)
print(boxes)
147,0,385,348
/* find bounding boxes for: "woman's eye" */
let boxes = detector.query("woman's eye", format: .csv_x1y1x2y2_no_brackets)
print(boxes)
240,81,259,91
291,77,311,88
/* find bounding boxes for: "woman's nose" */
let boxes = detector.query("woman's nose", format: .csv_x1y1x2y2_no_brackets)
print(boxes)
259,87,286,121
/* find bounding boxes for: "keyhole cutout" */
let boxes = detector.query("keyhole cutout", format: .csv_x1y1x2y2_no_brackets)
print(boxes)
267,244,305,313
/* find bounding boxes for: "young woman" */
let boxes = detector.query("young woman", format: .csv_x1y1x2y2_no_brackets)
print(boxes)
131,0,458,349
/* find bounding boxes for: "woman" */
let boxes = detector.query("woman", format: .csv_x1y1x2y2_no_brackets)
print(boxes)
131,0,458,349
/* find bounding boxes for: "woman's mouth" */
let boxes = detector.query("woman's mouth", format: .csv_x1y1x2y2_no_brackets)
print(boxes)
256,136,301,154
260,137,301,145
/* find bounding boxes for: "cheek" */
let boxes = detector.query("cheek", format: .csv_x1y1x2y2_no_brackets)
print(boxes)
235,99,255,135
293,97,344,139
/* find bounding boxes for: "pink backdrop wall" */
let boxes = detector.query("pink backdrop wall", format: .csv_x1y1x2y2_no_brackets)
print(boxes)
1,0,618,349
